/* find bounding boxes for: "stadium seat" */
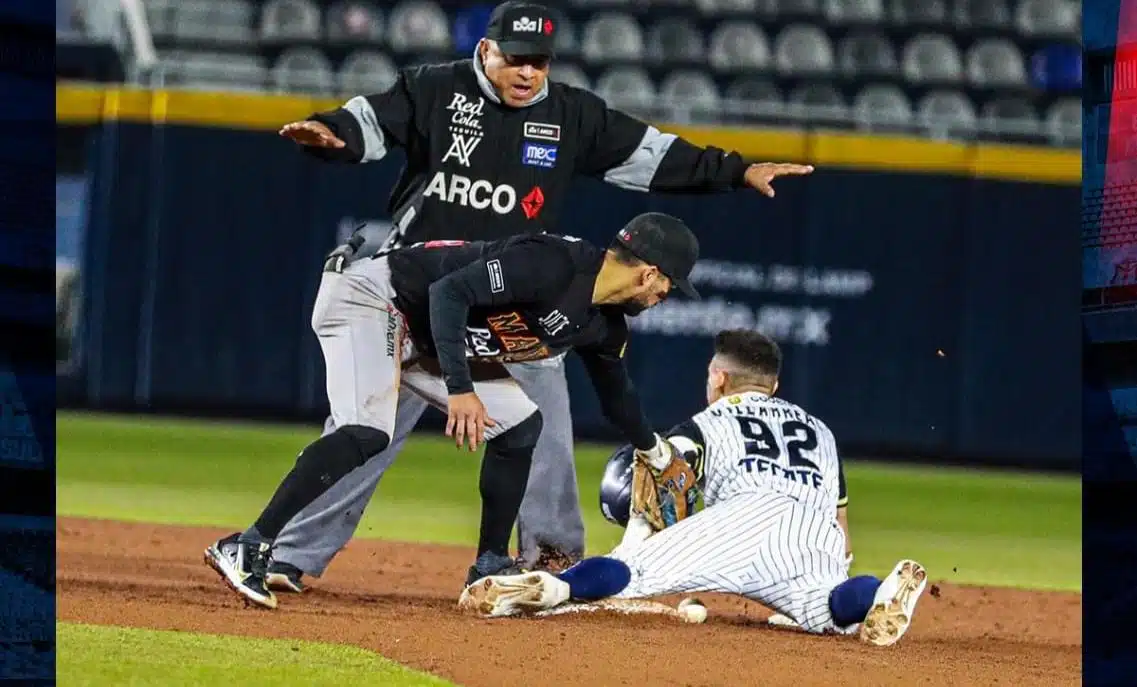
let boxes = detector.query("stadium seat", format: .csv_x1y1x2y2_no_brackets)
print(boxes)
837,31,897,77
659,70,720,112
646,17,704,64
145,0,178,40
708,21,771,71
980,98,1039,134
823,0,885,24
1016,0,1079,37
889,0,947,25
159,51,267,92
853,83,912,125
386,0,450,53
271,46,335,94
901,33,962,84
550,63,590,90
953,0,1011,28
325,1,384,43
966,39,1027,88
260,0,322,42
788,82,847,118
582,13,644,63
552,14,578,58
451,5,493,53
1045,98,1080,144
917,90,976,131
774,24,835,75
594,66,656,107
173,1,255,44
338,50,398,95
725,77,783,112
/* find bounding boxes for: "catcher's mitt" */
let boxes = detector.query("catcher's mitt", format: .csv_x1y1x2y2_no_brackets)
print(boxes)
630,440,699,532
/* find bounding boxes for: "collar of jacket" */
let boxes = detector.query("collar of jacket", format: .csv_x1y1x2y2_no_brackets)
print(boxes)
471,44,549,108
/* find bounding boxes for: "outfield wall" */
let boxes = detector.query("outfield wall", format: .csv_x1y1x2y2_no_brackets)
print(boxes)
56,85,1080,470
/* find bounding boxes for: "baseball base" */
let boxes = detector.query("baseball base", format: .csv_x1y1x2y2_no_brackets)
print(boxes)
533,597,707,624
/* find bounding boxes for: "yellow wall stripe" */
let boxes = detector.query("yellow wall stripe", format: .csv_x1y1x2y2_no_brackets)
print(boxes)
56,82,1079,185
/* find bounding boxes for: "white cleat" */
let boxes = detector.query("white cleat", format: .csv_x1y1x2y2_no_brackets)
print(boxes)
859,559,928,647
458,571,571,618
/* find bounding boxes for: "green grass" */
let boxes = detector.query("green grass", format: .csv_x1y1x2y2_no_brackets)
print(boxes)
57,623,453,686
57,411,1081,591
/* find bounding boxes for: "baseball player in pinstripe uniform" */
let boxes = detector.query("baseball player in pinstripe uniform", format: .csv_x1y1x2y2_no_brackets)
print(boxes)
460,329,928,647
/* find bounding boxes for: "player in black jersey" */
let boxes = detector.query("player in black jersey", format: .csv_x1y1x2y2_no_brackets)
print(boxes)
205,213,698,609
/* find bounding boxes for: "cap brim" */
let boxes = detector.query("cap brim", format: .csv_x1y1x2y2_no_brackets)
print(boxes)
673,277,700,300
497,40,554,57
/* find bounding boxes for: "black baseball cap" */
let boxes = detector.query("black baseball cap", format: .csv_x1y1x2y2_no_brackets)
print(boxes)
613,213,701,299
485,1,557,58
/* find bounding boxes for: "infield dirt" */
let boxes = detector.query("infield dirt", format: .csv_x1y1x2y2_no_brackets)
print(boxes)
58,518,1080,686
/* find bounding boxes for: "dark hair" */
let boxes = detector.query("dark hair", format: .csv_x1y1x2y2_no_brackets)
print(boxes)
714,329,782,382
607,241,645,267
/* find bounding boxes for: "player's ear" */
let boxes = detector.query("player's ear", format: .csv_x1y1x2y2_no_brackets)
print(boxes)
771,380,780,395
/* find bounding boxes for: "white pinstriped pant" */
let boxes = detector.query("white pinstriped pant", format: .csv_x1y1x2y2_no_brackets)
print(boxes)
608,492,849,633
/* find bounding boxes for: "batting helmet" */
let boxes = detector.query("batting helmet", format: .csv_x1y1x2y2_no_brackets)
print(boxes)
599,444,636,527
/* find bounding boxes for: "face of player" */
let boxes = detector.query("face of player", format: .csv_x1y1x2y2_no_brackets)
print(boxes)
479,40,550,107
618,267,672,316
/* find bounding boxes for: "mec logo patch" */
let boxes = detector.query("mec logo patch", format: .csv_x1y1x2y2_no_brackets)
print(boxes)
521,142,557,169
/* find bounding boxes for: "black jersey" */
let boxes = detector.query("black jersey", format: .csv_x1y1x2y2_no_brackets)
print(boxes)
384,233,655,449
305,55,751,247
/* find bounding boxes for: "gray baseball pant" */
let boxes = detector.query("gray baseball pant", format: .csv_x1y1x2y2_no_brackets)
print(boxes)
272,286,586,577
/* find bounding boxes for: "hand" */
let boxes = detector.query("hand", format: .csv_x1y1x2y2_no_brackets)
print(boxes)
743,162,815,198
445,392,497,452
279,120,346,149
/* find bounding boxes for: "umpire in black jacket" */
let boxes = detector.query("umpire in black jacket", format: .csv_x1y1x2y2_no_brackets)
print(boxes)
263,0,813,592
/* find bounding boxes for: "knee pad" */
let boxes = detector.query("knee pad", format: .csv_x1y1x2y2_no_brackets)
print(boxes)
336,424,391,466
487,410,543,456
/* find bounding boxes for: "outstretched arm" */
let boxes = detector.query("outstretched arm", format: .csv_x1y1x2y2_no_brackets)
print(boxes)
575,96,813,197
280,68,419,163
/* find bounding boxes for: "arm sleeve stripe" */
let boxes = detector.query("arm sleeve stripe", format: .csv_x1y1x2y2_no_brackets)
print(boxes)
343,96,388,163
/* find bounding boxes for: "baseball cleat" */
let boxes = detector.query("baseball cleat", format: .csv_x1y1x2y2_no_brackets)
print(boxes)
265,561,307,593
204,533,278,610
458,571,571,618
859,559,927,647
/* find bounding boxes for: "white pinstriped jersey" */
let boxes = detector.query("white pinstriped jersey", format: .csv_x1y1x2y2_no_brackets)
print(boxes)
669,392,847,514
610,392,850,631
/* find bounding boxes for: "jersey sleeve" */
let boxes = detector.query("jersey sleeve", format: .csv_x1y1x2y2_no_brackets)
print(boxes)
664,418,707,488
429,238,576,394
304,67,420,164
572,91,749,194
575,315,656,451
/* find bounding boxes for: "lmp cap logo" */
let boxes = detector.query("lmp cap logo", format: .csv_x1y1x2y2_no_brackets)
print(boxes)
512,16,540,32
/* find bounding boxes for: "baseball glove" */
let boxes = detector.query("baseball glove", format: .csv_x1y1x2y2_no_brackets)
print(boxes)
630,440,699,532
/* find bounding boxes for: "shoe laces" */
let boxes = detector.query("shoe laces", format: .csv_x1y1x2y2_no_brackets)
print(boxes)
245,542,272,578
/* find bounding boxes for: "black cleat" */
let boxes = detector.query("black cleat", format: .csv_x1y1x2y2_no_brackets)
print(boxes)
204,533,277,609
265,561,307,594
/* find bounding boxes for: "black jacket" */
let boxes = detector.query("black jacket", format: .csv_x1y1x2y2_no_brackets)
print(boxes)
385,233,655,450
306,55,751,247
